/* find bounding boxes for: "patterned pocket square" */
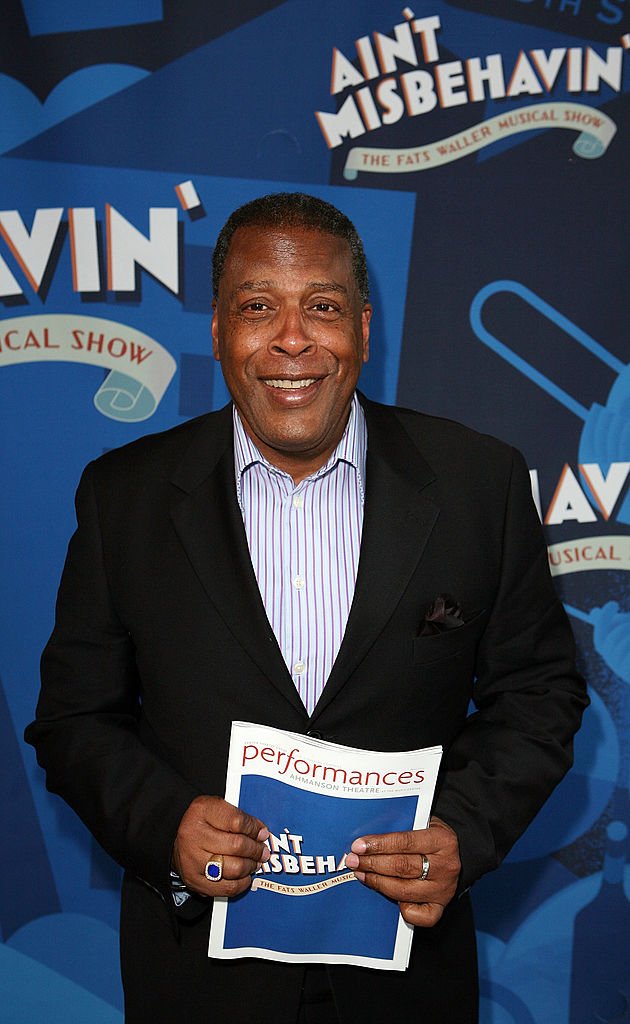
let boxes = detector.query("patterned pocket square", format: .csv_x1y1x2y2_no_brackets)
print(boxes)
419,593,465,636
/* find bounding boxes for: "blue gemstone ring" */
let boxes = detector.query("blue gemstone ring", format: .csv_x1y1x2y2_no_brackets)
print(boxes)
204,857,223,882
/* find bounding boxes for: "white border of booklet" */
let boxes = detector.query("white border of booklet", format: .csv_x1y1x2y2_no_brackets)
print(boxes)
208,722,442,970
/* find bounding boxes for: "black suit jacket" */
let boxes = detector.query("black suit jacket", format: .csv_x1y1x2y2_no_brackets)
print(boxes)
26,397,587,1023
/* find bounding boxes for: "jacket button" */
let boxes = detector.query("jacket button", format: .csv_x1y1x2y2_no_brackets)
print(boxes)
306,729,324,740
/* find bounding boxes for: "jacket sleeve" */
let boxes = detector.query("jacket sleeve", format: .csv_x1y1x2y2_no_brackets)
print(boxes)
432,447,589,890
24,462,203,896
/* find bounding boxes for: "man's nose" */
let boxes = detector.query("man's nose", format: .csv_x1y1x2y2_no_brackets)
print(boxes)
269,308,314,355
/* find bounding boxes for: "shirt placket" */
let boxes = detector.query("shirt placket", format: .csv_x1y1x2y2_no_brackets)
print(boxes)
286,479,311,711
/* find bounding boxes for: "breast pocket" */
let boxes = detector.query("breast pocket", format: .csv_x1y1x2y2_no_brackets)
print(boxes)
411,609,487,666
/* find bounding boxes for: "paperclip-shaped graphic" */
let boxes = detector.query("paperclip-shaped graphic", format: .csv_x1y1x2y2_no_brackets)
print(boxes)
470,282,629,524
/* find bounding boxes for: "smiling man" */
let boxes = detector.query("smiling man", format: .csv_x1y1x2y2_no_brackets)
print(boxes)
210,219,371,482
26,193,587,1024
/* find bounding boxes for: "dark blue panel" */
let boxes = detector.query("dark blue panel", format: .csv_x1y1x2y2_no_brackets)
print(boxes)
179,353,215,418
182,244,213,315
21,0,164,36
0,677,60,939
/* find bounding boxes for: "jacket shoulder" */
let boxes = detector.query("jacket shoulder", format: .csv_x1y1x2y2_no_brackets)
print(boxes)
86,405,231,483
366,398,518,472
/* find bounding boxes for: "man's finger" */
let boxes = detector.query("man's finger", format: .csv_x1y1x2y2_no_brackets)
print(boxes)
399,900,445,928
187,871,256,900
175,796,269,857
351,830,407,855
196,795,268,841
173,795,271,886
355,869,441,905
199,854,261,881
200,851,262,884
351,822,455,858
176,849,266,895
346,851,425,878
199,826,271,864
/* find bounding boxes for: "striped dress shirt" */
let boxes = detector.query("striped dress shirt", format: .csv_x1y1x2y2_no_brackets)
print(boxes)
234,395,367,715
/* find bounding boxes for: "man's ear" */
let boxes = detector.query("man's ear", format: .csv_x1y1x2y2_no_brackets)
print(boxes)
211,303,221,362
361,305,372,363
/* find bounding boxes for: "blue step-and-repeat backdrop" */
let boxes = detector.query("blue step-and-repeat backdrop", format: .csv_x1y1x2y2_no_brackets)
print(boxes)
1,1,628,1020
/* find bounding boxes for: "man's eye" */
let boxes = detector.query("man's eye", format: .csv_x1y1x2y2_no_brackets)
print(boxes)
312,302,339,313
242,302,268,312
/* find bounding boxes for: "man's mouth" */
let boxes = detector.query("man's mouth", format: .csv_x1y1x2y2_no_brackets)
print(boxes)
263,378,318,390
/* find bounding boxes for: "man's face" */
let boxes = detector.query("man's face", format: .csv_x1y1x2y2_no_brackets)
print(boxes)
212,224,371,481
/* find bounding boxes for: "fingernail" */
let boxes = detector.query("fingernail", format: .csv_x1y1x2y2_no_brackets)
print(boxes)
351,839,367,854
261,846,270,862
345,853,360,869
354,871,366,883
257,827,270,842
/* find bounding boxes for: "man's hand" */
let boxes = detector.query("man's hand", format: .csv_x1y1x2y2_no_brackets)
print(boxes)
172,795,270,897
345,816,461,927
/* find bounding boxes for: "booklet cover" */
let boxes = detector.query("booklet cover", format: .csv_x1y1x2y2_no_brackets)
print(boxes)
208,722,442,971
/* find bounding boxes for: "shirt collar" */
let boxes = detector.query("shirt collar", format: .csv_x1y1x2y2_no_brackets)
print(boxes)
233,393,367,500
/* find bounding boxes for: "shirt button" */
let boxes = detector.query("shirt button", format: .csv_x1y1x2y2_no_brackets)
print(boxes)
293,661,305,675
292,494,304,509
293,575,305,590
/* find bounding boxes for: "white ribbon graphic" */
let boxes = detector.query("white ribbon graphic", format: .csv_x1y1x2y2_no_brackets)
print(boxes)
344,102,617,179
0,313,176,421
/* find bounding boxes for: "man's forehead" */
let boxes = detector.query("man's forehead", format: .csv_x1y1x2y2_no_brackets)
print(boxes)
234,278,349,294
225,224,352,263
220,225,356,295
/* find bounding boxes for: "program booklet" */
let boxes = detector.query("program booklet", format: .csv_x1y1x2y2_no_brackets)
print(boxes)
208,722,442,971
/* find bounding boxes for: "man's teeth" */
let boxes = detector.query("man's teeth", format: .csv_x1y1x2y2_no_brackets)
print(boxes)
265,379,317,389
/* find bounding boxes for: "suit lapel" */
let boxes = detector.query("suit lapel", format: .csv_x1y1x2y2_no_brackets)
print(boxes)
169,407,305,716
167,399,439,722
311,398,439,720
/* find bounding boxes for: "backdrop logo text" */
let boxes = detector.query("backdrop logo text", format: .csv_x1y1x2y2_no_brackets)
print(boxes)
315,9,626,174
